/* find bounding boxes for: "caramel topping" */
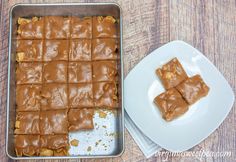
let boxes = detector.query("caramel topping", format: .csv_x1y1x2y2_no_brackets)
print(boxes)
93,16,118,38
69,84,94,108
156,58,188,89
68,108,94,131
16,63,42,84
176,75,209,104
70,139,79,146
92,61,118,82
40,110,68,134
45,16,70,39
14,112,40,134
154,88,189,121
93,82,118,108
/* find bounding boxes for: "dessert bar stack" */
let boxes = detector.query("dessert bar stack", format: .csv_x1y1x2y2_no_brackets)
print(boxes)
154,58,209,121
15,16,119,156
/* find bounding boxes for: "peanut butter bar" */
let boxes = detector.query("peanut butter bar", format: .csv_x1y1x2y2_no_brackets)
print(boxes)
71,17,92,38
68,108,94,131
156,58,188,90
15,112,40,134
176,74,210,104
45,16,70,39
69,84,93,108
17,17,44,39
92,38,119,60
43,40,69,61
16,40,43,62
16,63,42,84
40,110,68,134
154,88,189,121
16,85,41,111
69,39,91,61
40,135,69,156
43,61,67,83
93,16,118,38
92,61,118,82
93,82,118,108
15,135,40,156
68,62,92,83
41,84,68,110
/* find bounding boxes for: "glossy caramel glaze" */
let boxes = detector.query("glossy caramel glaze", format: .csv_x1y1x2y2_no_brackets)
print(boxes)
40,110,68,134
14,135,40,156
44,40,69,61
69,39,91,61
154,88,189,121
17,17,44,39
69,84,94,108
93,82,118,108
71,17,92,38
16,40,43,61
93,16,118,38
16,85,41,111
92,38,119,60
68,62,92,83
40,135,68,149
176,74,209,104
45,16,70,39
15,112,40,134
41,84,68,110
93,61,118,82
43,61,67,83
156,58,188,90
68,108,94,131
16,63,42,84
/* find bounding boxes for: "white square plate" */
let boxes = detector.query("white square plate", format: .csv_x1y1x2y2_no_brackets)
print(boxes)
124,40,235,152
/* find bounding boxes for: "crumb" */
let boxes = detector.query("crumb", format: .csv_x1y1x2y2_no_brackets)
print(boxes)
87,146,92,152
102,125,107,128
95,139,102,147
70,139,79,146
98,110,107,118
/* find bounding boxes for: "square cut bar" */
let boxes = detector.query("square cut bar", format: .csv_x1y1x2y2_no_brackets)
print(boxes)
16,85,41,112
92,38,119,60
17,17,44,39
41,84,68,110
16,63,42,84
156,58,188,90
14,135,40,156
45,16,70,39
69,84,93,108
154,88,189,121
43,40,69,61
176,74,210,104
15,112,40,134
68,62,92,83
40,135,69,156
69,39,91,61
92,61,118,82
71,17,92,39
93,82,118,108
40,110,68,135
43,61,67,83
16,40,43,62
93,16,118,38
68,108,94,131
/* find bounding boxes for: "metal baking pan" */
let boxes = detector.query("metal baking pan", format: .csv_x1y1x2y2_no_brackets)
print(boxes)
6,3,124,160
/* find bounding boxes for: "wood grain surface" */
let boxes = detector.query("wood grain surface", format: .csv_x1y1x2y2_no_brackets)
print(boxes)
0,0,236,162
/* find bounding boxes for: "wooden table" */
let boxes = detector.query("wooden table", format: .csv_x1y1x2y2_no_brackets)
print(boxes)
0,0,235,161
